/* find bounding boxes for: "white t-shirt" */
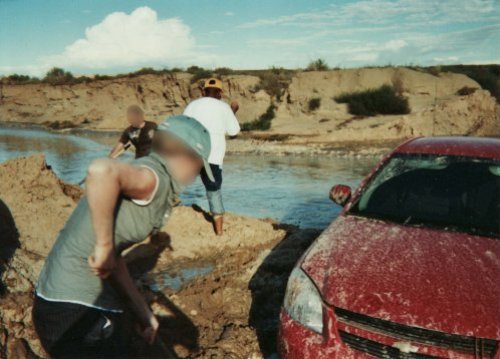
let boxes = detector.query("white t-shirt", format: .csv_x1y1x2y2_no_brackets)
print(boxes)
184,97,240,166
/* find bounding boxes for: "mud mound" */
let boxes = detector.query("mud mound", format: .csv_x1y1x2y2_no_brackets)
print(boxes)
0,155,82,257
163,206,287,260
0,155,322,358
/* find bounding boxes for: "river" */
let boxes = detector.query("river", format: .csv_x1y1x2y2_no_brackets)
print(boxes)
0,125,379,229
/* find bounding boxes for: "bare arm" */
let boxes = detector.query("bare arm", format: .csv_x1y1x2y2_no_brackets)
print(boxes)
108,142,126,159
86,159,157,278
110,257,159,344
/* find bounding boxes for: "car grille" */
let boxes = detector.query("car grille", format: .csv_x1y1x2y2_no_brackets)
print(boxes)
339,330,439,358
335,307,498,358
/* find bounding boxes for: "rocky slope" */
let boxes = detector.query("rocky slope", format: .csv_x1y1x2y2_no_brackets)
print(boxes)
0,73,271,131
1,68,498,145
0,155,320,358
274,68,500,142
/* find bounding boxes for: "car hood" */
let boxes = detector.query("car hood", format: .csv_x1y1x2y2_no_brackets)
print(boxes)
302,215,500,339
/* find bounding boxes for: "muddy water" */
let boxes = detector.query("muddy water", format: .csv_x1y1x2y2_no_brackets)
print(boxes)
0,125,378,229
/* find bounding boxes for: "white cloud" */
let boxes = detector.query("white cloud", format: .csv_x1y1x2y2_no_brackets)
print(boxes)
45,7,214,69
224,12,234,16
384,39,408,51
248,38,306,47
239,0,498,29
433,56,460,63
0,64,51,77
351,52,379,62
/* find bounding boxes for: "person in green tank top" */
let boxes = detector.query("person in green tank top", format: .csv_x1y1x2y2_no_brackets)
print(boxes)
33,115,215,358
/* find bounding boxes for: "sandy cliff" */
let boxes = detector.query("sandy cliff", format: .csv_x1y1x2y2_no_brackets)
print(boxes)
0,68,498,144
0,73,271,131
273,68,500,142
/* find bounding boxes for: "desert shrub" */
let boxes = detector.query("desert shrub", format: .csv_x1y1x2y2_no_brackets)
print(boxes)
94,74,112,81
6,74,33,84
214,67,234,76
335,85,411,116
456,86,478,96
186,66,207,74
308,98,321,112
306,59,329,71
427,66,442,76
189,68,213,84
43,67,75,85
254,67,293,101
132,67,160,76
45,120,77,129
241,105,276,131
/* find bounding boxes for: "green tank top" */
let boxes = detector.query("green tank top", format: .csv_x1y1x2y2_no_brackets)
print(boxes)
36,153,181,311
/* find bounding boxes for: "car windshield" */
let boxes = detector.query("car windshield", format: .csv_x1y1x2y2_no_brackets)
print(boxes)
349,154,500,238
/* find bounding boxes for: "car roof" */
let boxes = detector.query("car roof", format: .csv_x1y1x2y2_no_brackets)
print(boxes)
394,136,500,160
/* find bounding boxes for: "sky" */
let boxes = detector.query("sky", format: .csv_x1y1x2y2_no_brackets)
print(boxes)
0,0,499,76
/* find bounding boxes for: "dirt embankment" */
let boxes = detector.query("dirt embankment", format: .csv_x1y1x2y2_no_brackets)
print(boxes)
1,68,498,149
0,155,321,358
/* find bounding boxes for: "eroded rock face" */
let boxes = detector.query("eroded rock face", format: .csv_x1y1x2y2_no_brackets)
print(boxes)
0,155,320,358
0,73,271,130
1,68,498,143
273,68,500,140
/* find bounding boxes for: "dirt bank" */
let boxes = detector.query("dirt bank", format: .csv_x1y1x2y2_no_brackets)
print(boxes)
1,68,499,148
0,155,322,358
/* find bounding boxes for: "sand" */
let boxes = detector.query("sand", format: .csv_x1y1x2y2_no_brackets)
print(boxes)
0,155,321,358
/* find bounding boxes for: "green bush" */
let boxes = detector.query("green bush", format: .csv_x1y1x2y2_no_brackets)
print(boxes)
132,67,160,76
214,67,234,76
254,67,293,101
94,74,112,81
43,67,75,85
335,85,411,116
306,59,329,71
7,74,32,83
46,120,77,129
308,98,321,112
189,68,213,84
241,105,276,131
186,65,204,74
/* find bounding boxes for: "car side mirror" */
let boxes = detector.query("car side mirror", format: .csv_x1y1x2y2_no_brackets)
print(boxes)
329,185,352,207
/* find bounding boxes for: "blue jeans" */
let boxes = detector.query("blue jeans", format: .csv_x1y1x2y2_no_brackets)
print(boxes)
200,164,225,215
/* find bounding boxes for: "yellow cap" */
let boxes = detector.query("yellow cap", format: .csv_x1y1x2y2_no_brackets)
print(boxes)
203,78,223,91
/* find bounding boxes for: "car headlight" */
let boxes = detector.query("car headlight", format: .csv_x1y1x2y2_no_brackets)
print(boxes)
283,267,323,334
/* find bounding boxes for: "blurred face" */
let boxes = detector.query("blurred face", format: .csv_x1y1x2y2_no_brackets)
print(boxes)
166,154,203,185
152,132,204,185
127,111,144,127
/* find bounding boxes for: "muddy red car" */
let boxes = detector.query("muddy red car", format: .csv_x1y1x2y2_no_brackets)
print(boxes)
278,137,500,359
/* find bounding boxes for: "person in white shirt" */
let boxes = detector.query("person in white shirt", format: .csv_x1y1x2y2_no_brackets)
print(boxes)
184,78,240,235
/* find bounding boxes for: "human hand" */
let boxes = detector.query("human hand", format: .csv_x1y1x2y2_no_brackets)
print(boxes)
139,313,159,344
88,243,116,279
230,100,239,114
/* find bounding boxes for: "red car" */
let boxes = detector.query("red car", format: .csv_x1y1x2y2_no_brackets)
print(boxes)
278,137,500,359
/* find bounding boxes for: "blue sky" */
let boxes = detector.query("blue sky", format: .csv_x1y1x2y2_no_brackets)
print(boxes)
0,0,499,76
